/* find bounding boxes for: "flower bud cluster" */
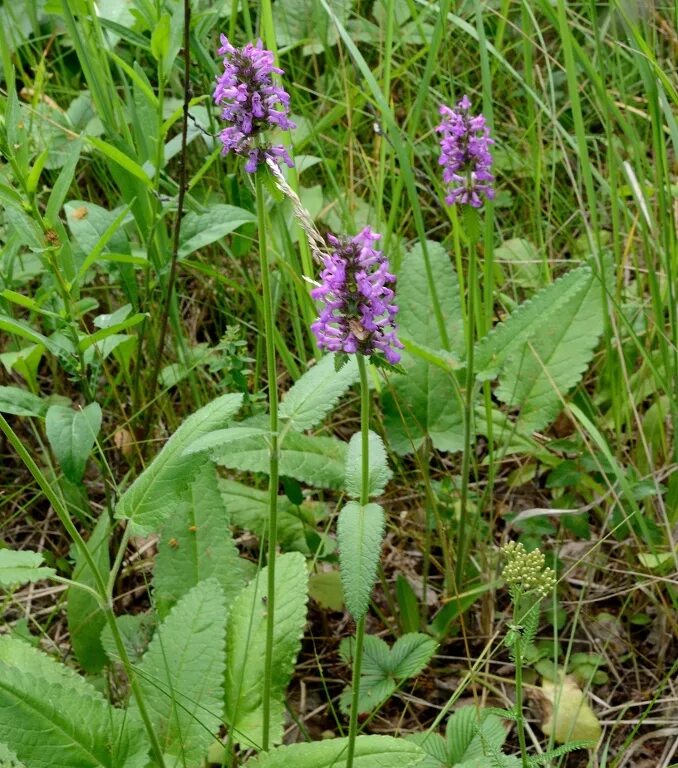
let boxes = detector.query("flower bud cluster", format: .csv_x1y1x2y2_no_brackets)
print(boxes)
501,541,556,598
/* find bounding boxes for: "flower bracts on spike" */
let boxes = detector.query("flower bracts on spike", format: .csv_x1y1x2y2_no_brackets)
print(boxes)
214,35,295,172
437,95,495,208
311,228,404,364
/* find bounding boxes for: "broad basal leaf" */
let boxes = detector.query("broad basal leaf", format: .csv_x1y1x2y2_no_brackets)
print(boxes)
153,463,247,617
0,386,46,417
0,637,147,768
67,513,110,673
245,735,425,768
211,429,347,490
0,550,55,588
345,430,392,499
225,552,308,749
130,579,227,766
337,502,385,620
474,265,591,381
45,402,102,484
279,353,358,431
495,264,607,433
115,392,243,534
382,241,465,455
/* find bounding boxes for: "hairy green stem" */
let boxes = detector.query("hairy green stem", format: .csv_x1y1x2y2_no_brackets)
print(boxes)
256,172,280,752
0,414,166,768
345,354,372,768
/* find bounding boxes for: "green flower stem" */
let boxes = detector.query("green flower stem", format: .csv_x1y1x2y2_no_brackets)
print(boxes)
513,601,529,768
0,413,167,768
256,172,280,752
456,237,478,589
345,354,372,768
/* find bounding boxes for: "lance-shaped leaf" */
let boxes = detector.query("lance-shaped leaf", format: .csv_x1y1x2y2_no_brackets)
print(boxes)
115,392,243,534
279,354,359,431
225,552,308,748
382,241,465,455
153,463,247,617
345,430,391,499
45,402,102,484
245,735,425,768
0,637,147,768
337,502,385,620
0,551,55,588
130,579,227,765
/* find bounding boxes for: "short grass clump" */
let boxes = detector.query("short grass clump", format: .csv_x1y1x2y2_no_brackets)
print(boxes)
0,2,676,768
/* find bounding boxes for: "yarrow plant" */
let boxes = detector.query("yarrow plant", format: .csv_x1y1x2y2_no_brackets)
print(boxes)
437,95,495,208
311,228,404,364
213,35,295,172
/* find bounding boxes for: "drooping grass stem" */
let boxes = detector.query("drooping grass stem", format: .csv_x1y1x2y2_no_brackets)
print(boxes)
256,171,280,752
345,354,371,768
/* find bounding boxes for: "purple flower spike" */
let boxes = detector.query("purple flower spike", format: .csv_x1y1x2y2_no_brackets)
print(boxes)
311,228,404,364
214,35,295,172
436,95,495,208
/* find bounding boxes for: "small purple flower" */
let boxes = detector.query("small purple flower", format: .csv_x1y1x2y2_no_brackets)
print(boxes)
214,35,295,172
311,228,404,364
436,95,495,208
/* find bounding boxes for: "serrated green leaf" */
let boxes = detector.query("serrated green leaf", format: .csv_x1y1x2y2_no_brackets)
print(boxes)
100,613,155,666
178,205,255,259
279,354,359,430
225,552,308,749
0,550,55,587
153,464,247,617
0,386,46,417
67,513,110,673
130,579,227,765
45,402,102,484
246,735,425,768
382,242,465,455
0,638,147,768
446,706,507,764
404,733,447,768
474,266,591,381
337,502,385,620
212,430,347,490
389,633,437,678
495,265,607,433
115,393,243,535
345,430,392,499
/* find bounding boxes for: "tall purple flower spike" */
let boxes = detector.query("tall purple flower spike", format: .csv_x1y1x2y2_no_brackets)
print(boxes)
311,228,404,364
436,95,495,208
214,35,295,172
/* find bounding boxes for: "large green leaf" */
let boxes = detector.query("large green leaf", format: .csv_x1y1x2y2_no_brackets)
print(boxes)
0,550,54,588
345,430,392,499
178,205,255,259
153,463,247,617
245,735,425,768
0,386,46,417
225,552,308,748
495,265,607,433
272,0,351,54
67,513,110,673
130,579,227,766
279,354,359,431
211,429,347,490
115,393,243,534
337,502,385,620
45,402,102,484
382,241,465,455
0,638,147,768
474,265,591,381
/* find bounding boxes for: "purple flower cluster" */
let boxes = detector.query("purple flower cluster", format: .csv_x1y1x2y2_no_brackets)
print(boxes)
214,35,295,173
311,228,404,364
436,95,495,208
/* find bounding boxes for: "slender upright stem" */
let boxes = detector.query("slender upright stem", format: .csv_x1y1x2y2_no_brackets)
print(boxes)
256,172,280,752
513,602,529,768
345,354,371,768
456,239,477,588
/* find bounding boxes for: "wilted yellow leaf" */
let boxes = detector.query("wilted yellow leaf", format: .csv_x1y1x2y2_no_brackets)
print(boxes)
539,674,602,744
